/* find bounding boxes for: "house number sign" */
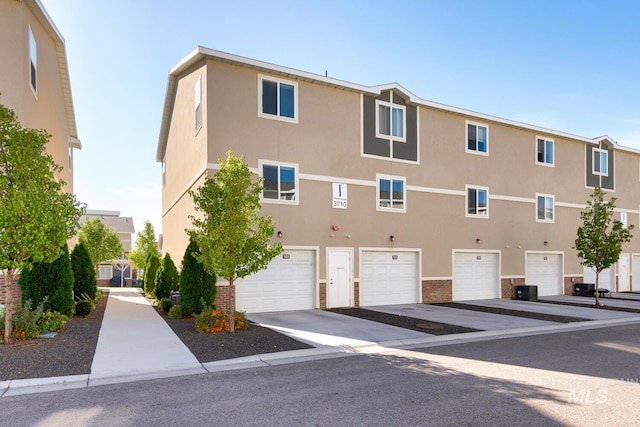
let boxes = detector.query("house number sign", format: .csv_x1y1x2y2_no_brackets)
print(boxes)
332,183,348,209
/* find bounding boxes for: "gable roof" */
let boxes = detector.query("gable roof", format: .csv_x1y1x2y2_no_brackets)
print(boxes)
25,0,80,149
156,47,636,162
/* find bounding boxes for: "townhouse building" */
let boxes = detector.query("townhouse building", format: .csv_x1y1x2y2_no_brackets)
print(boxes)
157,47,640,313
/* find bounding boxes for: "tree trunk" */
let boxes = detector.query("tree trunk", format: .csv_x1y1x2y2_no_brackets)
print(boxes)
594,270,600,307
228,278,235,333
3,269,16,345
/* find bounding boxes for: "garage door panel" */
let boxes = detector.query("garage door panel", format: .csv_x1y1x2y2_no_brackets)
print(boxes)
453,252,499,301
633,255,640,291
526,254,562,296
360,251,419,306
583,266,614,291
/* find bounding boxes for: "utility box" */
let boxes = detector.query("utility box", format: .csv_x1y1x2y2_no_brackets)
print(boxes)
574,283,595,297
516,285,538,301
170,291,180,306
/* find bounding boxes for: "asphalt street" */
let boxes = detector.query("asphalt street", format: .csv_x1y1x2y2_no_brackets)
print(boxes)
2,323,639,426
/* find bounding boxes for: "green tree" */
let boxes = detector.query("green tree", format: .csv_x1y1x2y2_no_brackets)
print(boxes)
154,253,179,299
19,244,75,316
71,242,97,299
0,101,83,344
188,151,282,332
128,220,160,270
143,253,161,296
179,236,216,315
575,187,634,307
79,218,124,275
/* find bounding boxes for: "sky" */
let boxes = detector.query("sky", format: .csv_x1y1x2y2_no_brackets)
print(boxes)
40,0,640,247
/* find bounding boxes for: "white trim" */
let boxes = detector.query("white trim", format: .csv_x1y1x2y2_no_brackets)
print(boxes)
258,159,300,205
465,120,489,156
422,276,453,281
490,194,535,204
535,193,555,223
465,185,489,218
535,136,555,167
257,74,298,123
375,98,406,143
360,153,420,165
592,147,609,176
376,174,407,213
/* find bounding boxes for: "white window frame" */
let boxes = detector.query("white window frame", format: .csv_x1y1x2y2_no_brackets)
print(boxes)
375,100,406,142
593,148,608,176
536,193,555,223
465,185,489,218
536,136,554,166
621,211,628,228
258,160,299,205
258,75,298,123
465,121,489,155
98,265,112,280
28,25,37,96
376,174,406,213
194,76,202,134
162,155,166,188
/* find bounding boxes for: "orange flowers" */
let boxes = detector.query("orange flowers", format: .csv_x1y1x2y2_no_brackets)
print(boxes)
195,310,249,333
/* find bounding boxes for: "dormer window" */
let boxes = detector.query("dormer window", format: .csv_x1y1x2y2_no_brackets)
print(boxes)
376,100,405,141
29,26,37,94
593,148,608,176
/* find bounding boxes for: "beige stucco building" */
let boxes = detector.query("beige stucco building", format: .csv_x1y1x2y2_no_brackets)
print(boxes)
157,47,640,312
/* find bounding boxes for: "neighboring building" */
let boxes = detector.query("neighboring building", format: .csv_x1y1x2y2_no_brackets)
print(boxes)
157,46,640,313
80,210,135,286
0,0,80,304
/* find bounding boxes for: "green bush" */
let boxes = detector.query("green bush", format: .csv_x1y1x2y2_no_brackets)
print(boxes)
143,254,160,296
159,298,173,313
19,244,75,316
10,299,44,340
75,300,94,316
195,310,249,333
71,242,97,300
179,237,216,315
168,305,185,319
37,311,68,333
154,253,179,300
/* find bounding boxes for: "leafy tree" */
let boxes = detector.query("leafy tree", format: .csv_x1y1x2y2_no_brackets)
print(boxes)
154,253,179,299
71,242,97,299
575,187,634,307
143,253,161,296
0,101,84,344
179,236,217,315
19,244,75,316
79,218,124,274
188,151,282,332
128,220,160,269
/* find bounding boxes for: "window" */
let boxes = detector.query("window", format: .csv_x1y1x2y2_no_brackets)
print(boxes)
466,186,489,217
162,156,166,188
593,148,608,175
259,160,298,203
29,26,37,94
466,122,488,154
621,212,628,228
376,100,405,141
68,147,73,170
194,76,202,134
259,75,297,121
536,194,554,222
537,137,554,165
377,174,406,212
98,265,112,280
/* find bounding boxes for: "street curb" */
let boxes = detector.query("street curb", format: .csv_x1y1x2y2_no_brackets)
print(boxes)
1,374,88,397
88,365,207,388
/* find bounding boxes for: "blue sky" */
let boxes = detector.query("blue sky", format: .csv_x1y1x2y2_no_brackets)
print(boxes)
41,0,640,246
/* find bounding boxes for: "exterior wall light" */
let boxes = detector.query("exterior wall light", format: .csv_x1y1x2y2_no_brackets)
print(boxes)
389,235,395,242
277,231,283,238
476,238,481,244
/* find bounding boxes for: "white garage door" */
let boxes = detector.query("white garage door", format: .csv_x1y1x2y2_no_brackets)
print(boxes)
360,251,419,306
453,252,500,301
526,254,563,296
236,250,315,313
633,254,640,291
583,266,615,291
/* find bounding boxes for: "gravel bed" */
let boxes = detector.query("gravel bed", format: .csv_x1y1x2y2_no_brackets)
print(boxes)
329,307,481,335
435,302,590,323
0,291,107,382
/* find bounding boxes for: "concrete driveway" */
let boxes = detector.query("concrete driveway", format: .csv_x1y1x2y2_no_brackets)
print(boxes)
247,310,430,348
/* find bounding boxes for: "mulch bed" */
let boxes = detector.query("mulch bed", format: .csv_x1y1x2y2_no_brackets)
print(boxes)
155,309,312,363
434,302,590,323
539,299,640,314
329,307,481,335
0,291,108,382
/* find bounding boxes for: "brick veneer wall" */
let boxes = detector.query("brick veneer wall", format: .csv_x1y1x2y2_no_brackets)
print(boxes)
353,281,360,308
565,276,582,295
0,275,22,310
501,278,526,299
319,282,326,309
422,279,452,303
214,285,230,311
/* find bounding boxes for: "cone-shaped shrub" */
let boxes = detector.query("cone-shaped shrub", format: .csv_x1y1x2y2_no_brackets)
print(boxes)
179,237,216,315
71,242,97,299
143,253,160,296
154,253,179,299
19,244,74,316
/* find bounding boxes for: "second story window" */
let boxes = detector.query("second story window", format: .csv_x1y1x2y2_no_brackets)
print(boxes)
376,101,405,141
537,137,554,166
466,121,488,154
536,194,554,222
259,75,297,122
377,174,406,212
593,148,608,176
194,76,202,134
259,160,298,203
466,185,489,217
29,26,37,94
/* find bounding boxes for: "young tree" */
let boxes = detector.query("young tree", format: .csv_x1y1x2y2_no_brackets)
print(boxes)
575,187,634,307
71,242,97,299
188,151,282,332
0,101,84,343
143,253,161,296
128,220,160,270
79,218,124,275
154,253,179,299
180,237,217,315
19,244,75,316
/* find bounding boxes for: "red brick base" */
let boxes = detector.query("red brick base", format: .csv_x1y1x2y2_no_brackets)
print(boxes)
501,278,526,299
0,274,22,310
422,279,452,303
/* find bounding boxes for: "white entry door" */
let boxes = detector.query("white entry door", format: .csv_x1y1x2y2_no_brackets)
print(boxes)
327,250,351,308
618,253,630,292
